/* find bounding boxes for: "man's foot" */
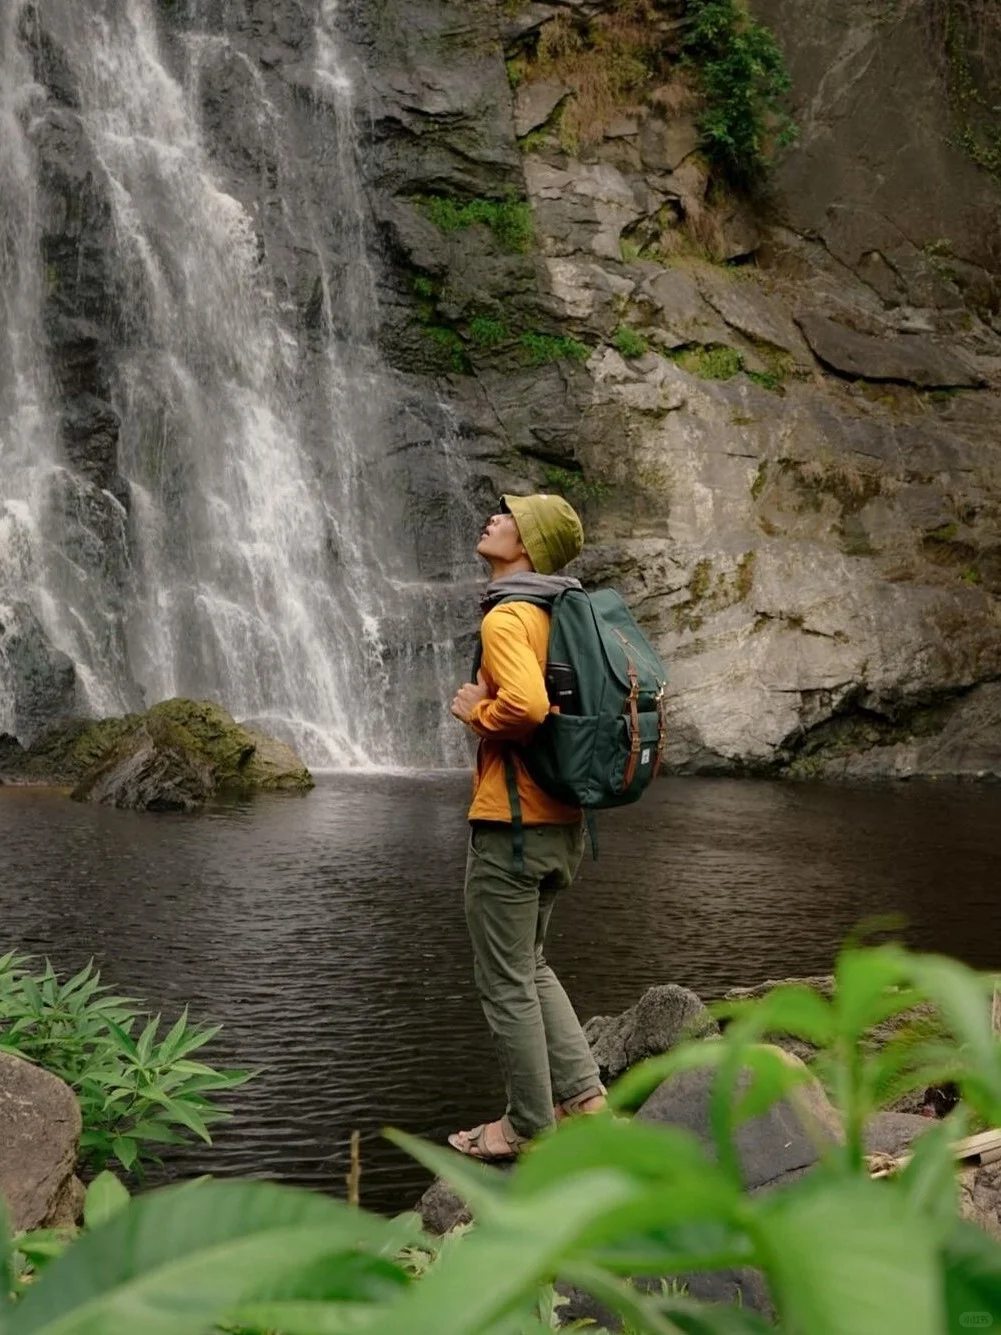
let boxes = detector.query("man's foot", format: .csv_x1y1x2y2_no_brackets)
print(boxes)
447,1116,530,1161
554,1085,607,1122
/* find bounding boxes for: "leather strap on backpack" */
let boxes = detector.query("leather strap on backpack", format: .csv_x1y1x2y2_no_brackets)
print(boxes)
652,687,667,779
622,664,642,790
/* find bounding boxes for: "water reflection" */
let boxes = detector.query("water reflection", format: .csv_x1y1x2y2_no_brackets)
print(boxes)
1,774,998,1211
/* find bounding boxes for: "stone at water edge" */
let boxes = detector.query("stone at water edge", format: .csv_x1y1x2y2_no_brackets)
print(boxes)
583,983,719,1083
0,1051,84,1232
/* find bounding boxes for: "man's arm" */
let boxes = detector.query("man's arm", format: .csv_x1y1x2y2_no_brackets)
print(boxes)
463,605,550,740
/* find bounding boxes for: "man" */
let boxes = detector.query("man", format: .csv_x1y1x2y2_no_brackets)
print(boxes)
448,493,606,1161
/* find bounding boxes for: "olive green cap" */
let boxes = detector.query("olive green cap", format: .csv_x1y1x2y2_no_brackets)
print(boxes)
501,493,584,574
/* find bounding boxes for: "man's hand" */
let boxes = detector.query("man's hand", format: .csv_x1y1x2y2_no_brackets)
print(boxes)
451,671,489,725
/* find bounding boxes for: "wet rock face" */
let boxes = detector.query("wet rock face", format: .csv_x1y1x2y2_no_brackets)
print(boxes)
9,0,1001,776
350,0,1001,779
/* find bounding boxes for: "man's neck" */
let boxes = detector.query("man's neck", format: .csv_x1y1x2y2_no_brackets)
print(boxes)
487,556,534,580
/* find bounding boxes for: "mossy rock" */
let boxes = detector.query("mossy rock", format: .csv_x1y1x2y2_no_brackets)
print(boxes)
1,699,314,805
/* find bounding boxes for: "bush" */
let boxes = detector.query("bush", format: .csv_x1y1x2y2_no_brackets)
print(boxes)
0,953,249,1174
673,343,743,379
7,942,1001,1334
468,317,509,349
519,331,590,366
612,325,649,359
419,196,535,254
683,0,796,180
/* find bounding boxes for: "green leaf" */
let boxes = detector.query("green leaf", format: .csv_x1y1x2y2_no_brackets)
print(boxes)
911,956,1001,1113
754,1176,943,1335
717,985,836,1049
610,1041,726,1113
385,1130,509,1222
222,1299,385,1332
896,1115,963,1240
8,1180,394,1335
357,1172,641,1335
942,1219,1001,1331
833,947,912,1040
111,1137,139,1172
11,1233,71,1271
105,1021,138,1061
135,1018,160,1066
83,1174,130,1231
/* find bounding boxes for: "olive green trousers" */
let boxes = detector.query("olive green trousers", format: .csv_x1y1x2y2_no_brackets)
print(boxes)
464,820,601,1138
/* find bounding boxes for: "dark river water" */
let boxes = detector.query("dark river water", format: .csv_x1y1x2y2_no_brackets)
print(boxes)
1,774,999,1213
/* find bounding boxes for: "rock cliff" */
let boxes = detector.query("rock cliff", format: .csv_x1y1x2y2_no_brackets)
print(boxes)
353,0,1001,777
7,0,1001,776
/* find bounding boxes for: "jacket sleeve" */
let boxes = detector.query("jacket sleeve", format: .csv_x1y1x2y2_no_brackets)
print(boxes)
468,605,550,740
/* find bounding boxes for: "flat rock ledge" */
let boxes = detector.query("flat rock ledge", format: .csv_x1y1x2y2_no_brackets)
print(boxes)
0,698,313,811
0,1051,83,1232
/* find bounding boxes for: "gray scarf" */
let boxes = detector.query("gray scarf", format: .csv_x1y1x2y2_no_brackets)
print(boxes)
480,572,583,611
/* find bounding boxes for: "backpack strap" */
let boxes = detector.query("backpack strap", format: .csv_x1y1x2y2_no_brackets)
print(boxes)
504,753,526,874
473,592,561,876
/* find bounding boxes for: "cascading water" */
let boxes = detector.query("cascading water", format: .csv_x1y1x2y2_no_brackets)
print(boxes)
0,0,480,768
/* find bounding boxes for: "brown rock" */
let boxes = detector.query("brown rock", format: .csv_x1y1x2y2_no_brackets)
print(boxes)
0,1052,81,1232
639,115,699,172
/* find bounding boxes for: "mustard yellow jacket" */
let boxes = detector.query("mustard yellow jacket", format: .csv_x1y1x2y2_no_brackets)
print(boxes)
467,602,580,825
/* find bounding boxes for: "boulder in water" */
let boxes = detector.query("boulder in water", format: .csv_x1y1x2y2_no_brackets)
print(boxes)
71,716,216,812
0,698,313,808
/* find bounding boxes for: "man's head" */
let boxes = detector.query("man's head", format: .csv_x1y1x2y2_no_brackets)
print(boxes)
476,493,584,576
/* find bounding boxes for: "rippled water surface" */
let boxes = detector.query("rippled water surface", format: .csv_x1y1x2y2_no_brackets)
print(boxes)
2,774,999,1211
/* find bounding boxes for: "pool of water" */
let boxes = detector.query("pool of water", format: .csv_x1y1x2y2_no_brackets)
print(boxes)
2,773,998,1211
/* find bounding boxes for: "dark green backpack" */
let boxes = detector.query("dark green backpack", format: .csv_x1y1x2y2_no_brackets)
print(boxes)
475,586,668,860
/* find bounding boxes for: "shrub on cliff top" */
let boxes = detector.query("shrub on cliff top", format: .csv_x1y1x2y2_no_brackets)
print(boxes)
682,0,796,179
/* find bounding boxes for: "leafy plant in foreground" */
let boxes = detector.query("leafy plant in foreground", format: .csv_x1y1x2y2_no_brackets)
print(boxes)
4,944,1001,1334
0,952,250,1174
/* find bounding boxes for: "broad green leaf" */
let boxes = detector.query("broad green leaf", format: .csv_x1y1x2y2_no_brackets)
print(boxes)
111,1137,138,1171
610,1041,727,1113
357,1171,640,1335
554,1263,681,1334
896,1114,963,1239
223,1299,383,1333
511,1114,717,1196
83,1174,130,1231
911,956,1001,1112
942,1220,1001,1330
833,947,912,1039
8,1180,393,1335
717,985,836,1049
10,1233,70,1272
386,1130,509,1221
754,1176,942,1335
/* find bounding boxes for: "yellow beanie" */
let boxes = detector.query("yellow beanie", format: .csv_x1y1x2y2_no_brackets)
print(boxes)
502,493,584,574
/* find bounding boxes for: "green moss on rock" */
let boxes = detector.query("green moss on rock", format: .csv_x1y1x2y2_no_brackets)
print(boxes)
1,699,313,803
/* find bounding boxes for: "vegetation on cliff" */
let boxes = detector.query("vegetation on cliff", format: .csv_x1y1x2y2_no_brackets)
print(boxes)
509,0,795,181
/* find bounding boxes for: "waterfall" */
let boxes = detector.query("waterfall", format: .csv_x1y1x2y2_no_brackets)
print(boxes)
0,0,479,768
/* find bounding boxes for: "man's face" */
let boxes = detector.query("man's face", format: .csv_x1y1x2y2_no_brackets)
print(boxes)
476,511,525,564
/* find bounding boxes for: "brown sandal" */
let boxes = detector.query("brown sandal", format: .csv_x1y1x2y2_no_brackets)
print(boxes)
447,1115,530,1161
554,1084,607,1122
